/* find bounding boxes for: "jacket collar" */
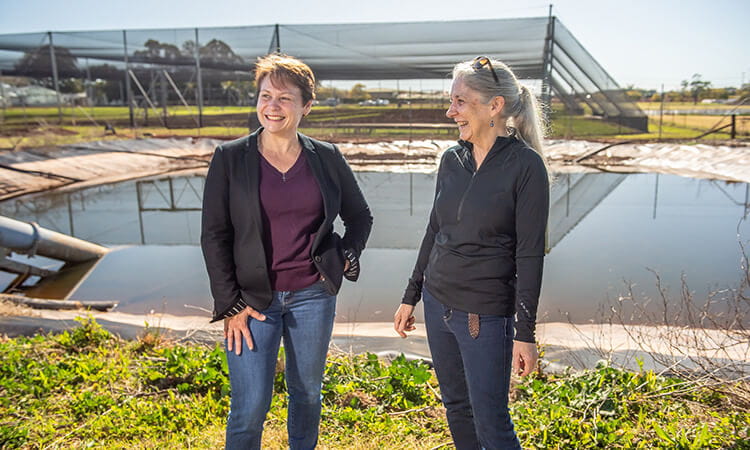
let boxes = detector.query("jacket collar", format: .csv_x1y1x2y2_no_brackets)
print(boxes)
457,132,518,172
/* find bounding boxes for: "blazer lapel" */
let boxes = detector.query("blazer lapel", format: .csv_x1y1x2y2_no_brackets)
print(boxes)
300,133,334,251
244,130,264,237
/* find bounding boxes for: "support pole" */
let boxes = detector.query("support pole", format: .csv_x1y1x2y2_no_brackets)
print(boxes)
658,84,665,140
123,30,134,128
85,58,92,108
136,181,146,245
128,70,167,127
0,69,6,125
274,24,281,53
194,28,204,128
162,70,200,127
161,71,168,127
652,174,659,220
48,32,63,124
541,5,555,117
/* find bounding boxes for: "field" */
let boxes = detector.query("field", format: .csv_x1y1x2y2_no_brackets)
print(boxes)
0,101,747,151
636,101,750,112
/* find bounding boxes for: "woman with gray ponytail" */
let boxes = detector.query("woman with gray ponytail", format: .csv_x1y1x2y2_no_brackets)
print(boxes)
394,56,549,449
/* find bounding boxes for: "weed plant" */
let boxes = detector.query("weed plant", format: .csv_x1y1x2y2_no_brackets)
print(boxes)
0,317,747,448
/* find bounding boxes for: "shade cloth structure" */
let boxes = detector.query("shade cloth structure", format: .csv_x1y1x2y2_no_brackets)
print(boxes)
0,17,647,130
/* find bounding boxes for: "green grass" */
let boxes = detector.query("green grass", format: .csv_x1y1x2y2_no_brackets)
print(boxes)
549,115,638,137
614,125,733,140
1,317,747,449
305,112,384,122
636,101,750,112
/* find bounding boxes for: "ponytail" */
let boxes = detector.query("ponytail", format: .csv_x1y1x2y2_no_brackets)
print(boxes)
510,85,546,162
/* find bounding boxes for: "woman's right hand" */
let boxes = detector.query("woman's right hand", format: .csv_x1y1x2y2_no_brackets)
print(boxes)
224,306,267,356
394,304,416,338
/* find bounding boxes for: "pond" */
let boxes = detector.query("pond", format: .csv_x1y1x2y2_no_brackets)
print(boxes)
1,170,748,327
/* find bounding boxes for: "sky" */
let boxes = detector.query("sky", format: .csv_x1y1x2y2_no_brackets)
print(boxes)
0,0,748,91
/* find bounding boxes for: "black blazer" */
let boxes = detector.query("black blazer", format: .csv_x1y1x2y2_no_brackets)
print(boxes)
201,128,373,322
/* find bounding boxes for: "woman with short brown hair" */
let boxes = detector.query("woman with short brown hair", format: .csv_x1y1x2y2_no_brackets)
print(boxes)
202,53,372,449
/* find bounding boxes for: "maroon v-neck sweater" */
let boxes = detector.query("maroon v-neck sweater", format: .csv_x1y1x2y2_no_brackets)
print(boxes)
259,151,324,291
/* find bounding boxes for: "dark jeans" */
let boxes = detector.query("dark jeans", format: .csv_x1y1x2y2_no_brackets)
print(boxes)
423,288,522,450
224,280,336,450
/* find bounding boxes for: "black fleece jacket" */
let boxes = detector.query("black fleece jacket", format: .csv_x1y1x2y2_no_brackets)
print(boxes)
402,135,549,343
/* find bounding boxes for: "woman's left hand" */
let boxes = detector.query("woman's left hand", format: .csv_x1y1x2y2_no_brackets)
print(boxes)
512,340,538,377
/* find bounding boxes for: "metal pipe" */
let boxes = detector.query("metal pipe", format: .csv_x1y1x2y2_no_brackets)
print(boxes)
0,215,108,262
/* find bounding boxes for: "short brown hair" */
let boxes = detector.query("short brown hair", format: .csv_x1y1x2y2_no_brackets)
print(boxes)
254,53,316,104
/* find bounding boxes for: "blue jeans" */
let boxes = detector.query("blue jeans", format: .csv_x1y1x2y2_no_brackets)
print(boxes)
224,280,336,450
423,288,521,450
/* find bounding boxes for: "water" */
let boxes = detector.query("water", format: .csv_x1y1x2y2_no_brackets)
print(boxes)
2,171,748,326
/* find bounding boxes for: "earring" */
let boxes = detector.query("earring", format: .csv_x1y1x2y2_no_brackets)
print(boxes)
490,119,495,128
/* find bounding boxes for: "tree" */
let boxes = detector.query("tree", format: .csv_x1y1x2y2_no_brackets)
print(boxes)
182,39,245,69
14,45,79,78
133,39,185,63
349,83,370,101
88,64,124,80
220,79,255,105
200,39,245,67
59,78,84,93
681,73,711,104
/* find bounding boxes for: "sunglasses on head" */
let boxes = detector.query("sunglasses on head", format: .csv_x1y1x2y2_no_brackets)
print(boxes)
471,56,500,84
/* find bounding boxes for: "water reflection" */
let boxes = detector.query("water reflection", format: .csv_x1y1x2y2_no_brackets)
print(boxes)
1,171,748,325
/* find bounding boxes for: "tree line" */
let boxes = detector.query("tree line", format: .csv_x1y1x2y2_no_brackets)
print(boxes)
623,74,749,104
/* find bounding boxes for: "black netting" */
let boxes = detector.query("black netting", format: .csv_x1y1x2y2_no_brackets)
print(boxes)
0,17,644,122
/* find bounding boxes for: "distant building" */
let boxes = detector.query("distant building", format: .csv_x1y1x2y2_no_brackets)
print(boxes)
366,88,397,100
9,85,58,106
0,84,91,106
0,82,10,107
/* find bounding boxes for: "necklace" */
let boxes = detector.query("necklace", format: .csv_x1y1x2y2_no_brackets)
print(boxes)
259,134,301,181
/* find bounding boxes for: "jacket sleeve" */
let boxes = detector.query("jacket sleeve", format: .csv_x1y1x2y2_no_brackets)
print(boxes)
332,144,373,281
513,152,550,343
200,145,244,321
401,153,445,305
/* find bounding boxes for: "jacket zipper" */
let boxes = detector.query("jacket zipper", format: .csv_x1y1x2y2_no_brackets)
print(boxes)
455,138,513,221
457,171,476,222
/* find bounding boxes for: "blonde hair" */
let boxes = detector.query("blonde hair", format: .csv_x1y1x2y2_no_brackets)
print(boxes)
453,58,546,160
254,53,316,104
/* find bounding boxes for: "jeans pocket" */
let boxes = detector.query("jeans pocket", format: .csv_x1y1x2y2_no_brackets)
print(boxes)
442,306,452,321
